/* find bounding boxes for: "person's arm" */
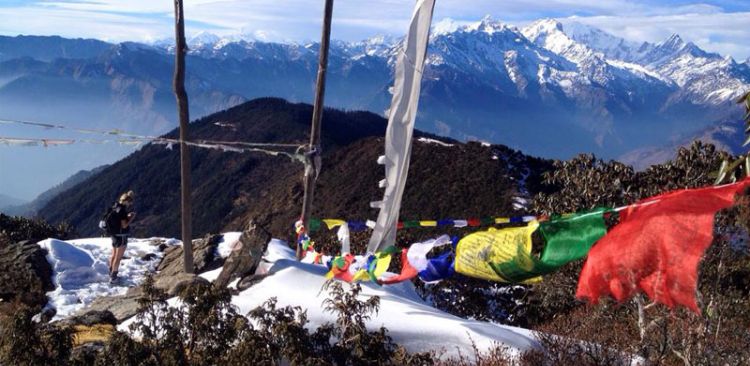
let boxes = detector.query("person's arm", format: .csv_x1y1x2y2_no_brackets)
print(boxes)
122,212,136,228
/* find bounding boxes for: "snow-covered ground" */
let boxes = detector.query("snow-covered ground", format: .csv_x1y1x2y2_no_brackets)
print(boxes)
39,237,179,320
40,235,540,357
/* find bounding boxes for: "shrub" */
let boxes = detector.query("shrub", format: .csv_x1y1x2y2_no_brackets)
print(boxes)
0,306,73,365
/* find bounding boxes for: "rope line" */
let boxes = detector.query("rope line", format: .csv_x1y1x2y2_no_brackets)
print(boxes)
0,117,307,162
0,117,303,149
0,135,306,162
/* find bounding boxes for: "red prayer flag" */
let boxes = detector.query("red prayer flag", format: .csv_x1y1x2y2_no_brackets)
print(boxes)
576,178,750,313
467,218,481,227
327,254,355,282
379,249,418,285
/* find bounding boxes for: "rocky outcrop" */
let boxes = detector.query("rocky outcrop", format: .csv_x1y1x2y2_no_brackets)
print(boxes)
0,240,54,315
155,233,223,280
154,273,210,296
56,310,117,328
79,287,143,322
214,220,270,288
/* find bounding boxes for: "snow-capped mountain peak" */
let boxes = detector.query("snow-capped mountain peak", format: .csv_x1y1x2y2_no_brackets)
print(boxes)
521,18,601,67
520,18,564,43
562,21,641,61
470,15,515,34
187,31,220,48
658,33,686,53
432,18,463,36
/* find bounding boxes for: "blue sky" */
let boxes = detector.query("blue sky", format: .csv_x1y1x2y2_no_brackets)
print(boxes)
0,0,749,59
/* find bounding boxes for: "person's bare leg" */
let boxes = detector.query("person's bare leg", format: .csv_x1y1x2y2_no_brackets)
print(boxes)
109,248,116,274
112,245,126,274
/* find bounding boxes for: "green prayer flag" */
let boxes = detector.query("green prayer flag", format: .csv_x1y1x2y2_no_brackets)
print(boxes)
480,217,494,225
308,218,322,232
403,220,420,228
489,207,612,282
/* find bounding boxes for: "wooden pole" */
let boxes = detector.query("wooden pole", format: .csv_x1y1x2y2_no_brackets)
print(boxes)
173,0,194,273
299,0,334,260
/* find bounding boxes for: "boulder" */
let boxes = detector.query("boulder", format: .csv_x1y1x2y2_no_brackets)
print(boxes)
0,240,54,315
78,289,142,322
155,233,222,280
140,253,157,261
154,273,210,296
214,220,271,288
56,310,117,328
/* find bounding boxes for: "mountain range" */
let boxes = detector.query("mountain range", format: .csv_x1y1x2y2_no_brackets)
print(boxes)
1,17,748,200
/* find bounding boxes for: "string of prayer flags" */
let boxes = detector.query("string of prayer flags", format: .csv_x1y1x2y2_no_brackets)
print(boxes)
0,137,75,147
378,248,419,285
576,178,750,313
326,254,355,282
326,247,397,284
455,221,541,283
323,219,347,230
488,208,612,282
307,216,537,233
355,246,397,283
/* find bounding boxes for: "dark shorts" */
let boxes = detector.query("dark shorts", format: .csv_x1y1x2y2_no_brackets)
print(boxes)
111,235,128,248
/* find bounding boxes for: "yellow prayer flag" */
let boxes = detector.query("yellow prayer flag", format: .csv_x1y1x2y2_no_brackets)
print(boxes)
419,220,438,227
494,217,510,224
352,270,370,282
455,221,540,282
322,219,347,230
372,252,392,277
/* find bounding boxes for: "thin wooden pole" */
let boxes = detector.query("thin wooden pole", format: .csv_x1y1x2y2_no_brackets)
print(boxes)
173,0,193,273
299,0,334,260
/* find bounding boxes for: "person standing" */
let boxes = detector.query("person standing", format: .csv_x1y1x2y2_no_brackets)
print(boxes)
108,191,136,283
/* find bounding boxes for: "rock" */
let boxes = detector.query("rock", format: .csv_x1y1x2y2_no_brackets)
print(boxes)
0,240,54,315
38,307,56,323
140,253,157,261
158,243,168,252
236,273,269,291
155,233,222,281
78,292,142,322
154,273,210,296
56,310,117,328
214,220,271,288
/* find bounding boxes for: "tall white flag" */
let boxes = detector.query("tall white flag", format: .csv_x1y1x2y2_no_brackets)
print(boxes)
367,0,436,253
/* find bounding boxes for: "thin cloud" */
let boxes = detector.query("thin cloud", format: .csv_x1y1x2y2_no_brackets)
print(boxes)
0,0,748,59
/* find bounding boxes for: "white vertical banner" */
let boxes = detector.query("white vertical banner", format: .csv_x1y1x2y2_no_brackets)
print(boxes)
367,0,436,253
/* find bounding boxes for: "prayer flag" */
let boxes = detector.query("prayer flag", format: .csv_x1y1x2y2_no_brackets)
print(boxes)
489,208,611,282
455,222,541,282
576,179,750,313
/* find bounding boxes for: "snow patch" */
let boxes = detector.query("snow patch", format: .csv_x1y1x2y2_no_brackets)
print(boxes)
417,137,454,147
39,237,174,320
217,232,242,259
231,240,539,357
117,239,540,358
